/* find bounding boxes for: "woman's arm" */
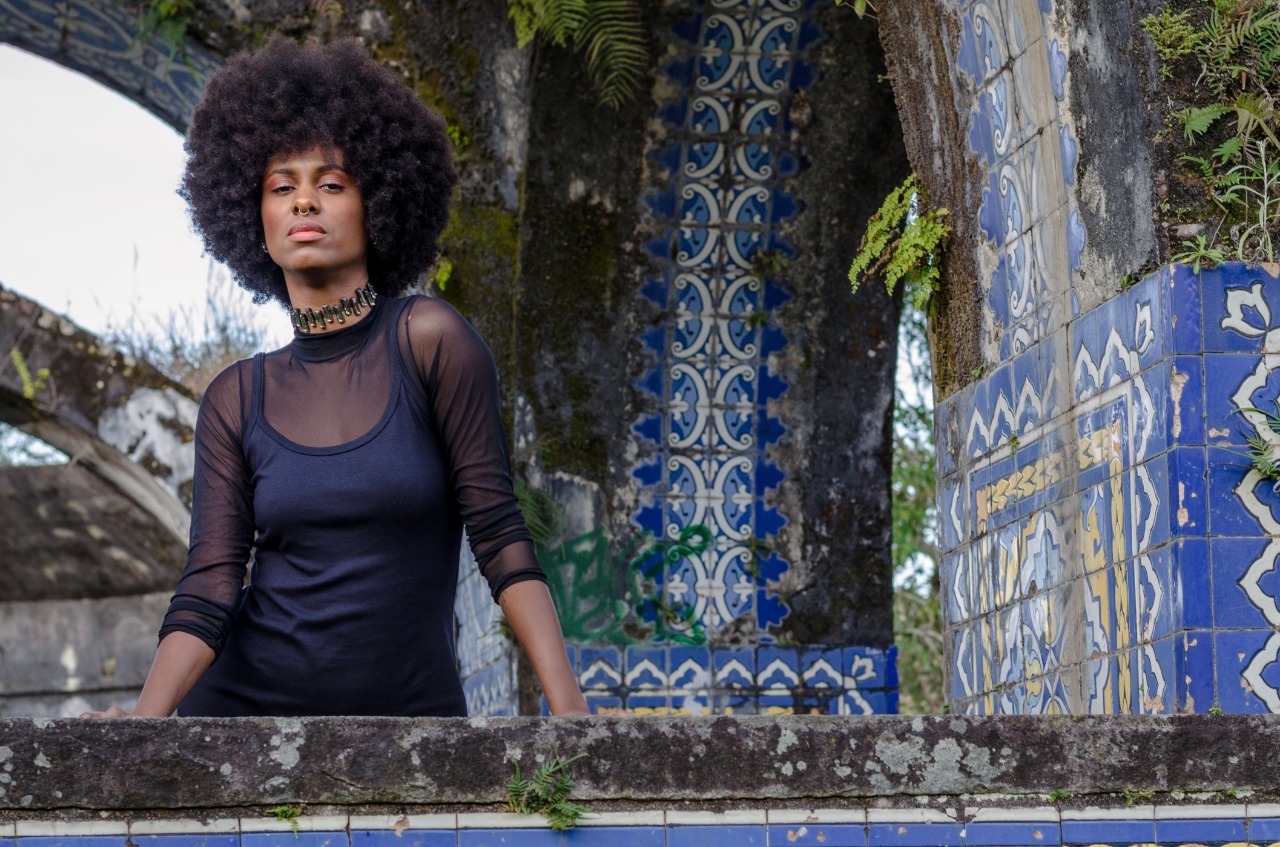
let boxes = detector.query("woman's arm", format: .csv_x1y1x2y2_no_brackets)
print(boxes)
498,580,589,716
401,298,588,715
81,633,215,717
82,363,254,718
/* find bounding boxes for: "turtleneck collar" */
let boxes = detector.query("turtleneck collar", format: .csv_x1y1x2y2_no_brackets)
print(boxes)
289,298,383,363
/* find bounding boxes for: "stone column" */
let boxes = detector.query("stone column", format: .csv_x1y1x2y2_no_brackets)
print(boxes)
514,0,906,715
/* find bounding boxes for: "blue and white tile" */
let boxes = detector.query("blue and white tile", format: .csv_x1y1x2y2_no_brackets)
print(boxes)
1216,629,1280,714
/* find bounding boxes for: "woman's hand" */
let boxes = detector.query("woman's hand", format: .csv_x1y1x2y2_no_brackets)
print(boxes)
79,706,134,718
76,632,214,719
553,706,591,717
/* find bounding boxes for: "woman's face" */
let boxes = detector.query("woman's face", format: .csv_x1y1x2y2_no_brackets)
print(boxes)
260,145,368,287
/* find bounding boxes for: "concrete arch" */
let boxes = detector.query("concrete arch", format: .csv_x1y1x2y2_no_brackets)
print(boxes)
0,0,222,133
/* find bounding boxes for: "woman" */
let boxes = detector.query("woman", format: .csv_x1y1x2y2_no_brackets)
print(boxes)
83,37,588,717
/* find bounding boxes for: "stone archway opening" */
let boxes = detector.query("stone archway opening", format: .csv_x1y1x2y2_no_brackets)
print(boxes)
0,5,228,714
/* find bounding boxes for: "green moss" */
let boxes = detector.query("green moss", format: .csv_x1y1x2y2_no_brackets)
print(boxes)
516,197,618,480
435,202,521,404
438,203,520,305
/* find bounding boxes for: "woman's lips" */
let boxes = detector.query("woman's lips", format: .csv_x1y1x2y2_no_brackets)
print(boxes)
288,223,325,242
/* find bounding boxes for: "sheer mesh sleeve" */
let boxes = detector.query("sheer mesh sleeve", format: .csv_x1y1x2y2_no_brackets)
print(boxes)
158,361,254,655
399,296,545,600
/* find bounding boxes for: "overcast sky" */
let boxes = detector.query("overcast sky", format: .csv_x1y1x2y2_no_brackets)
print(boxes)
0,45,288,347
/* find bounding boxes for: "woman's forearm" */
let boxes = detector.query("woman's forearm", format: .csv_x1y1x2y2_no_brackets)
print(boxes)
497,580,589,716
130,632,216,717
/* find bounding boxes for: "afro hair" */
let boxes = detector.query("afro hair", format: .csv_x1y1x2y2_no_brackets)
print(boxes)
180,37,458,306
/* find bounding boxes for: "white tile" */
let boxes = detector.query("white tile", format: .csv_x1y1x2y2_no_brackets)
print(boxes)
867,808,957,825
130,819,240,836
767,809,866,825
573,811,665,828
16,820,130,837
456,812,550,829
969,806,1059,823
666,810,767,826
239,815,348,833
1249,803,1280,820
0,822,14,838
348,814,457,831
1155,804,1248,820
1062,805,1156,821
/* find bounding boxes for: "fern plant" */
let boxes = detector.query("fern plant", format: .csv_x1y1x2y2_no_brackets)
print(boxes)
1142,0,1280,263
507,0,646,108
849,173,951,309
507,752,591,831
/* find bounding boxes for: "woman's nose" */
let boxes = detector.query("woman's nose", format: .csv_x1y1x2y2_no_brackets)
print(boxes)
294,194,317,216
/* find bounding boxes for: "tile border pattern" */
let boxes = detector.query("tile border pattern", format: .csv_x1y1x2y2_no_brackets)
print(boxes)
2,806,1277,846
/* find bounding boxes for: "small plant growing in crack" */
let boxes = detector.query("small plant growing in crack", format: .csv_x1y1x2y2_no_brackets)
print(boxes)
267,804,303,837
507,752,590,831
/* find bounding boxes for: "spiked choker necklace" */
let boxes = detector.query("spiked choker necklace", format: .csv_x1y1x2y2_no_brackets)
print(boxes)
290,285,378,334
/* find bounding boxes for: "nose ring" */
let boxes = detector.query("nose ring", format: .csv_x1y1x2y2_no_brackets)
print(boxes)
299,207,312,216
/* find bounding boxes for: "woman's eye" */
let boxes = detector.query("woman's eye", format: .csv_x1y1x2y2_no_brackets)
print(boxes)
321,181,344,191
270,184,294,194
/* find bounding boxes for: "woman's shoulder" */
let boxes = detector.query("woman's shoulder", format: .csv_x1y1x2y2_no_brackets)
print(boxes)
400,294,477,343
200,357,254,412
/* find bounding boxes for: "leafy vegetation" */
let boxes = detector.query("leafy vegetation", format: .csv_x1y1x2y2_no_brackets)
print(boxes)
507,0,647,108
267,804,303,836
849,174,951,309
507,752,591,830
1231,400,1280,482
133,0,197,69
1172,234,1229,272
1141,0,1280,263
513,482,710,645
8,348,49,401
832,0,878,17
891,301,945,714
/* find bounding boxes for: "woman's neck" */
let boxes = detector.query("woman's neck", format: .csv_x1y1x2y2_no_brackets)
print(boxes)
285,278,377,335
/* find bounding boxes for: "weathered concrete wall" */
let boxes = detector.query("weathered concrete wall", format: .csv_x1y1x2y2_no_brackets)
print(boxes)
0,594,169,718
2,716,1280,846
879,0,1280,715
4,715,1280,809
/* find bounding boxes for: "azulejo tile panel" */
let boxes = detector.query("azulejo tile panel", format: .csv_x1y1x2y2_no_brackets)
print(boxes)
633,0,812,640
937,0,1280,716
547,643,895,716
602,0,898,714
940,259,1280,714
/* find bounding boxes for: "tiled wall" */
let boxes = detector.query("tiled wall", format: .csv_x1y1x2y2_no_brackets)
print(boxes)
455,543,519,717
6,806,1280,846
565,643,896,715
933,0,1280,714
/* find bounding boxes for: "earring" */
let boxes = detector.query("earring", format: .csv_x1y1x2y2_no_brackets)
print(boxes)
262,242,269,253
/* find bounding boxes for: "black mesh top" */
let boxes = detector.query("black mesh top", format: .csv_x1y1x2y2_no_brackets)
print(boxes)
160,295,544,716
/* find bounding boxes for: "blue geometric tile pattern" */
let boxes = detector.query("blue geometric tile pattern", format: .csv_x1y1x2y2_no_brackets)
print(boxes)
942,255,1280,714
9,807,1276,847
936,0,1280,718
632,0,813,637
608,0,897,713
553,643,895,715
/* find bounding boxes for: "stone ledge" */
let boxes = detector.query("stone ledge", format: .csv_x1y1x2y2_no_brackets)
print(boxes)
1,715,1277,814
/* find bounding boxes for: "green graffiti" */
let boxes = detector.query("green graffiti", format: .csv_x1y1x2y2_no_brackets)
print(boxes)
537,523,713,646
